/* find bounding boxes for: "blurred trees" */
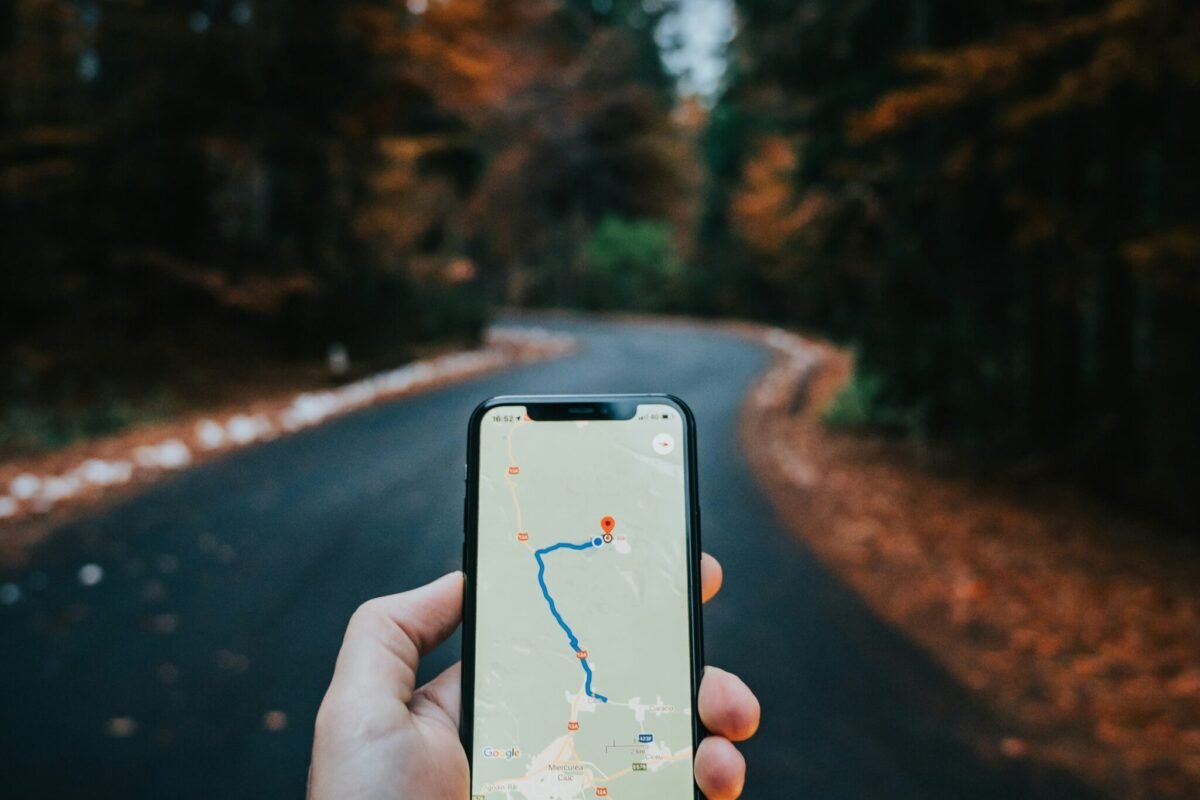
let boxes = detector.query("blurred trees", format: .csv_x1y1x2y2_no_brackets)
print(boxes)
4,0,484,410
464,0,698,307
704,0,1200,519
581,216,683,310
1,0,693,431
15,0,1192,520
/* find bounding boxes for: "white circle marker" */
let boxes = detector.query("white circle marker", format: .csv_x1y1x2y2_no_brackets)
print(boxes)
652,433,675,455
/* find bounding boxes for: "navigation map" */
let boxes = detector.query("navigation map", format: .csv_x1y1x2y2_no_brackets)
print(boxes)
472,403,695,799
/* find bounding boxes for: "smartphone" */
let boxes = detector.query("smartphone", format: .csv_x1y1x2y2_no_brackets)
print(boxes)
462,394,704,799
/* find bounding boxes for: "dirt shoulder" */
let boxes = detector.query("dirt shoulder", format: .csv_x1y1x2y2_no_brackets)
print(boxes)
0,327,573,567
743,332,1200,800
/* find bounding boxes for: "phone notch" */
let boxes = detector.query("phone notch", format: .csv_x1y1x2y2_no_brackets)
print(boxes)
525,400,638,421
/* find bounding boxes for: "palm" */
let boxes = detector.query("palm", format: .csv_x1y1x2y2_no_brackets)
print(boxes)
324,684,468,800
309,576,469,800
397,673,471,799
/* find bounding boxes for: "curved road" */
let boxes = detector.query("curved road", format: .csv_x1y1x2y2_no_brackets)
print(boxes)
0,318,1096,799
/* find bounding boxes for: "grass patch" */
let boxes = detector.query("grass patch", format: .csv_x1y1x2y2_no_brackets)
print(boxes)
822,369,884,430
822,366,926,435
0,399,175,456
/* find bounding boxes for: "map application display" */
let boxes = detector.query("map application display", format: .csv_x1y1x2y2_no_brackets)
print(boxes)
470,402,697,799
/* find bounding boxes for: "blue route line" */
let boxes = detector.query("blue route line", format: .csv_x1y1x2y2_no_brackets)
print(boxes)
534,538,609,703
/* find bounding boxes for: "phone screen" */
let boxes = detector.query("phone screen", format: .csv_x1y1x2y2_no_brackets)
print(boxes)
469,401,697,799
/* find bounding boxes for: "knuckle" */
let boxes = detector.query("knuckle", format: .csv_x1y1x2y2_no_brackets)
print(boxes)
349,597,388,629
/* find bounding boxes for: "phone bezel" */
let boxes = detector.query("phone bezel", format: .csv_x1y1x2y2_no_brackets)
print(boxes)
460,393,705,799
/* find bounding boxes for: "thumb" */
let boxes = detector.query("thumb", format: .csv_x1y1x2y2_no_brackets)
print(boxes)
327,572,464,703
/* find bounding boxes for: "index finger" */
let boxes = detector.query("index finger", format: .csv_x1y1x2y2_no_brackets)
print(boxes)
701,552,723,604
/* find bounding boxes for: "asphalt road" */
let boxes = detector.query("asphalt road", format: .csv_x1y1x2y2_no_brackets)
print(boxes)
0,317,1098,799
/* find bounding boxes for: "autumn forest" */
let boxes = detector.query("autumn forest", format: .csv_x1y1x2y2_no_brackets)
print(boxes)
3,0,1198,517
3,2,1200,798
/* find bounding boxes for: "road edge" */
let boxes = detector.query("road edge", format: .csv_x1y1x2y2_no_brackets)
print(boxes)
0,326,574,565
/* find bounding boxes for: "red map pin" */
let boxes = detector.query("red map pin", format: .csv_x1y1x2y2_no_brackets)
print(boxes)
600,516,615,534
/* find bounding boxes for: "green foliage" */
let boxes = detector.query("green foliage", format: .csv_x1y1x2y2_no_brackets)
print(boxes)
822,368,925,435
822,370,883,430
581,217,682,311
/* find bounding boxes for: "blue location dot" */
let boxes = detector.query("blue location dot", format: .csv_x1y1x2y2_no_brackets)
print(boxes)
592,537,603,547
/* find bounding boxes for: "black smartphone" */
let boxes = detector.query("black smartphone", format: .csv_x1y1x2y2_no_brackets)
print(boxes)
462,394,704,799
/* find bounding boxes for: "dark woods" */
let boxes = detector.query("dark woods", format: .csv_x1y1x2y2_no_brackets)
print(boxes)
3,0,1198,521
1,0,689,423
701,0,1200,522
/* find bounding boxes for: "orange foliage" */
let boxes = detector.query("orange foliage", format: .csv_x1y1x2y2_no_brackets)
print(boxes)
850,0,1196,139
346,0,559,118
749,345,1200,799
731,136,830,266
354,135,465,264
1004,192,1085,253
461,24,701,292
849,83,969,142
345,0,569,275
1122,227,1200,292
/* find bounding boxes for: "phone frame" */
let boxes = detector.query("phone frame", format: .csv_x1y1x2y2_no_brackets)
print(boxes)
461,394,705,799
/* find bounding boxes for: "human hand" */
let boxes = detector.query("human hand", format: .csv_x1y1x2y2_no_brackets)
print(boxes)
309,553,759,800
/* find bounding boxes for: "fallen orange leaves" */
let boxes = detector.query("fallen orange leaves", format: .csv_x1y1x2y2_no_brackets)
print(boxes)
746,337,1200,799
